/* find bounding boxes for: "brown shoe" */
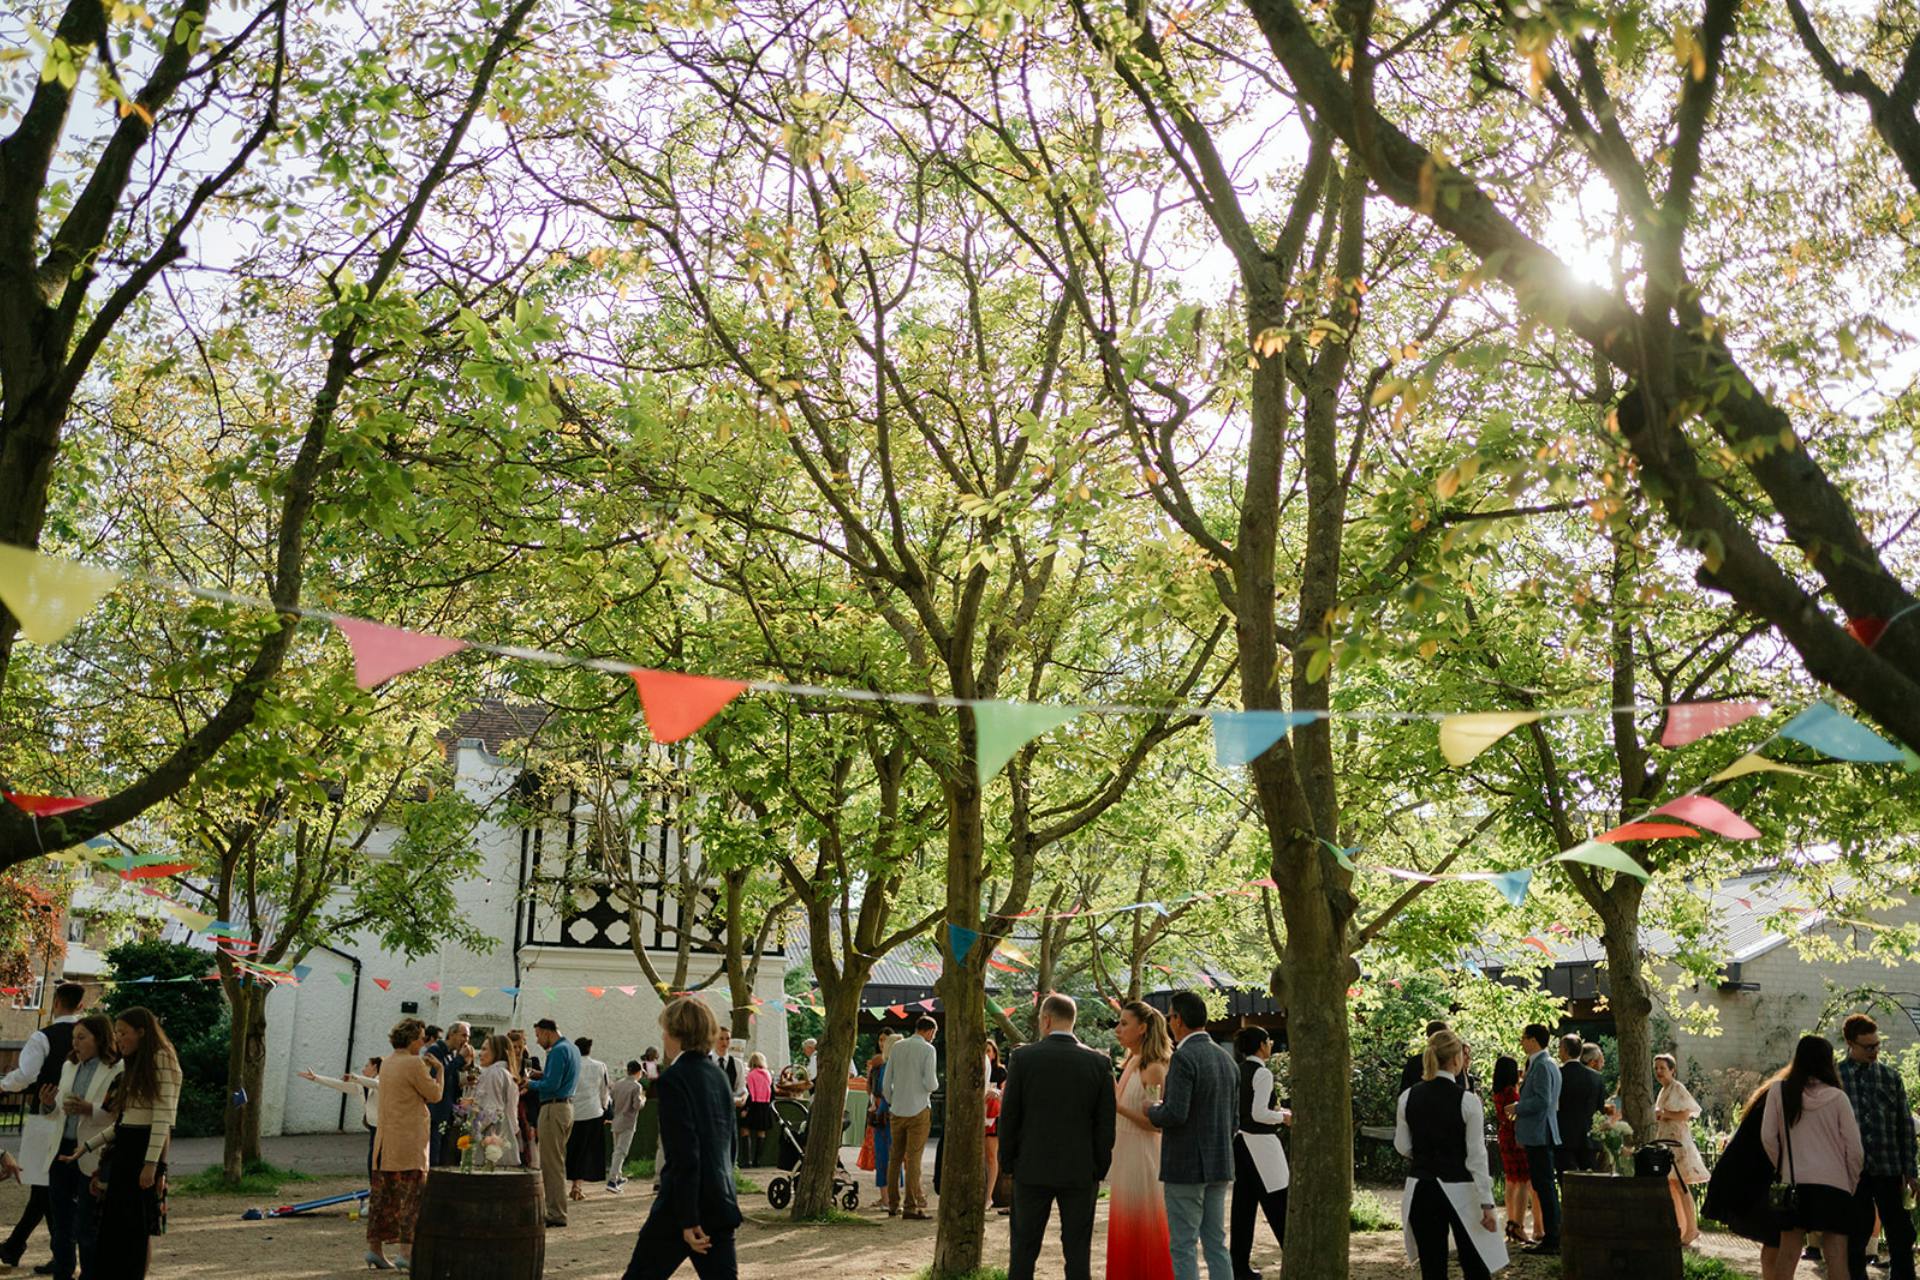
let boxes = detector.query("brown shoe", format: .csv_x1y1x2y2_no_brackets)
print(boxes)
905,1211,931,1221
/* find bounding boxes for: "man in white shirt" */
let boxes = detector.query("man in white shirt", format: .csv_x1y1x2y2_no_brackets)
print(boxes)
881,1016,940,1220
0,982,85,1270
712,1026,749,1160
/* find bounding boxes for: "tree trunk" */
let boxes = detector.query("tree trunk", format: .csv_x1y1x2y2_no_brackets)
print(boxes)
793,978,864,1219
931,780,988,1278
1598,885,1655,1140
221,982,268,1180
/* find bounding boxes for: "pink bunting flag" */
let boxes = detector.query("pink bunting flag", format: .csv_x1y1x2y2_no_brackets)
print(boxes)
917,999,936,1011
1660,700,1765,748
628,668,749,743
372,978,391,991
5,792,102,816
1596,821,1700,843
425,981,442,993
1652,794,1760,840
1735,897,1753,909
331,617,468,690
1250,877,1279,890
617,986,637,997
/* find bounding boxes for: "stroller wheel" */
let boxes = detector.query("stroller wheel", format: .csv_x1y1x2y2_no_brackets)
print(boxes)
767,1176,792,1211
840,1184,860,1211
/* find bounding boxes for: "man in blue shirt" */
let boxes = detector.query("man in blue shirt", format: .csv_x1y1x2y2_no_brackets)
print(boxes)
532,1019,580,1227
1513,1023,1563,1256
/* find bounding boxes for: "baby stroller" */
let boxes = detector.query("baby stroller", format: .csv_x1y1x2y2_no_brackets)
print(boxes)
764,1097,861,1211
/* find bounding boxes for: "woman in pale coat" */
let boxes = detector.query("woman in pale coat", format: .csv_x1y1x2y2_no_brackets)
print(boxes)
1652,1054,1709,1245
48,1015,121,1280
1759,1034,1864,1280
472,1035,522,1168
366,1018,443,1271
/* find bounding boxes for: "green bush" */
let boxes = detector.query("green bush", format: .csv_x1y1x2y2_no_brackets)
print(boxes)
1349,1188,1397,1232
101,940,230,1138
1681,1253,1748,1280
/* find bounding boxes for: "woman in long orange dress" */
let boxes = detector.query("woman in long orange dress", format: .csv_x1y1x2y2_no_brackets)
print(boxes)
1108,1001,1175,1280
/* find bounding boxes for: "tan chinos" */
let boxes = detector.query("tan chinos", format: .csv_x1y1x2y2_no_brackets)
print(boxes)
886,1110,933,1214
539,1100,575,1224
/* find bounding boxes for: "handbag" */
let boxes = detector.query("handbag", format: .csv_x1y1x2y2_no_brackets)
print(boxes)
1767,1090,1800,1222
1634,1139,1676,1179
856,1125,876,1171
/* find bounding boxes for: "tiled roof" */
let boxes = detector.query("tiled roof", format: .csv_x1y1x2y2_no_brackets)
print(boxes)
441,698,551,756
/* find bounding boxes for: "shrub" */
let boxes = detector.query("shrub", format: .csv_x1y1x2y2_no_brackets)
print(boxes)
1681,1253,1748,1280
101,940,229,1138
1349,1188,1397,1232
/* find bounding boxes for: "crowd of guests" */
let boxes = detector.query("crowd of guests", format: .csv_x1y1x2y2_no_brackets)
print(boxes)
0,983,182,1280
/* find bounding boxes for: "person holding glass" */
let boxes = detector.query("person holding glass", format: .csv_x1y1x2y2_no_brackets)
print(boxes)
1109,999,1174,1280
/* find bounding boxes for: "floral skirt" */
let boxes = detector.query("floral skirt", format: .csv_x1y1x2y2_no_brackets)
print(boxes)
367,1169,427,1246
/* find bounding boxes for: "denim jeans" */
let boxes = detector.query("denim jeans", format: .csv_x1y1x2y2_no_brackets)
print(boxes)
47,1139,79,1280
1163,1181,1233,1280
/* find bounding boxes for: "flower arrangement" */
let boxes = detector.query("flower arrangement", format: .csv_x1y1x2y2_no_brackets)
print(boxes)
1593,1115,1634,1171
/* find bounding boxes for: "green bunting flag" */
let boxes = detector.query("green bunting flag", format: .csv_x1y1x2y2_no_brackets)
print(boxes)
1553,840,1651,881
974,701,1080,786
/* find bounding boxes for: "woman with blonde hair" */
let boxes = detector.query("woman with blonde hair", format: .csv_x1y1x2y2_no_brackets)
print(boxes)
1394,1028,1506,1279
1108,999,1174,1280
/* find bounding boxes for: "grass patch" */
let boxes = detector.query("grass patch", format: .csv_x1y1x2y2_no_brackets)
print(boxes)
791,1208,879,1226
1349,1188,1397,1232
911,1270,1008,1280
173,1160,315,1197
623,1156,656,1179
1682,1254,1749,1280
735,1172,761,1195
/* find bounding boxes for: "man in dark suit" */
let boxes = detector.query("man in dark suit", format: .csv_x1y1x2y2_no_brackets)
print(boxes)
1000,993,1117,1280
623,998,744,1280
1555,1034,1607,1176
1399,1019,1479,1097
1148,991,1238,1280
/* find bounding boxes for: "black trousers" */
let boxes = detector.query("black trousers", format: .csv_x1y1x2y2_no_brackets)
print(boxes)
1230,1136,1286,1277
620,1197,738,1280
1522,1144,1560,1245
0,1182,48,1263
1851,1173,1917,1280
47,1139,79,1280
1006,1180,1096,1280
1407,1179,1491,1280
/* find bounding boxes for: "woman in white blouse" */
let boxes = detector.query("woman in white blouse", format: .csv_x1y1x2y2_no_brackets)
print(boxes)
1394,1028,1507,1279
566,1038,613,1199
299,1058,382,1177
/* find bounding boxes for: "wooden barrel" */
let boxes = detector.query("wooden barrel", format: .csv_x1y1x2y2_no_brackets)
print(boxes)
410,1169,546,1279
1562,1172,1682,1280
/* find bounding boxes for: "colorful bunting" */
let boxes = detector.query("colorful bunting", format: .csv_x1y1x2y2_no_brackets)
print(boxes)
1661,700,1765,747
1652,795,1760,840
331,617,468,689
4,792,102,816
1521,936,1555,956
948,923,981,966
425,981,442,993
372,978,392,991
1438,711,1542,766
586,986,606,998
617,986,637,997
336,971,355,987
118,862,192,879
0,545,124,645
1210,710,1319,766
1595,822,1698,843
1490,869,1533,907
629,669,748,743
974,701,1081,785
1779,703,1905,764
459,986,481,998
501,986,519,997
887,1004,907,1019
1710,753,1814,782
1553,841,1652,881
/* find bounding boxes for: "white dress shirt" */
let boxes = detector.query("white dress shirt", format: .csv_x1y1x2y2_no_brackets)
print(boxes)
882,1033,939,1119
0,1015,77,1092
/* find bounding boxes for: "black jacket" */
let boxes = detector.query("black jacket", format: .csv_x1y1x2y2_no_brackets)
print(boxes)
999,1033,1117,1188
1399,1054,1477,1098
657,1051,745,1233
1556,1061,1607,1146
1703,1089,1774,1242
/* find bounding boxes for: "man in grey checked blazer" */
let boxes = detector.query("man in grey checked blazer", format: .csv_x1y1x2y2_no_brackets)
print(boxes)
1146,991,1238,1280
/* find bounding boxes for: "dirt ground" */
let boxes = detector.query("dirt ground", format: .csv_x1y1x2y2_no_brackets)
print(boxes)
0,1175,1789,1278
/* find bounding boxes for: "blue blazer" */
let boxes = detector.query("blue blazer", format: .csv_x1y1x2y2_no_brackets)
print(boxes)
1513,1049,1562,1148
1147,1032,1238,1184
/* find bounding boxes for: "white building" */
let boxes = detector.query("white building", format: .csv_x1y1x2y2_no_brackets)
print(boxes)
219,701,789,1138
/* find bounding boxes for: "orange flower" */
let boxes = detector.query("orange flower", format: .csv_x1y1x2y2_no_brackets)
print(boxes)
456,1135,472,1150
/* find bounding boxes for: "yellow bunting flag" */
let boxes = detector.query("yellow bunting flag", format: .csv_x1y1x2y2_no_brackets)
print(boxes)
0,545,124,645
1438,711,1543,767
1709,753,1815,783
460,986,481,998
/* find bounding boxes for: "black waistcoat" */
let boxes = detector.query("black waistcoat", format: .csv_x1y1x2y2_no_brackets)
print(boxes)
1238,1057,1278,1136
1406,1076,1470,1182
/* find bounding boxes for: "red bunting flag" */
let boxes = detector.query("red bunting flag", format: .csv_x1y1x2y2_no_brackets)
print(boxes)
1652,795,1760,840
120,863,192,880
628,669,748,743
331,617,468,689
1522,936,1555,955
887,1004,907,1018
5,792,102,816
1660,701,1765,748
372,978,391,991
1596,821,1700,843
586,987,606,998
425,981,441,993
1846,617,1888,647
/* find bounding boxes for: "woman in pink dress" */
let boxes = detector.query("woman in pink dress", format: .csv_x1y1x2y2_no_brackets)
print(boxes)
1109,1000,1175,1280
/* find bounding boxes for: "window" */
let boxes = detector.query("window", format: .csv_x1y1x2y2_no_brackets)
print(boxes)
65,915,87,946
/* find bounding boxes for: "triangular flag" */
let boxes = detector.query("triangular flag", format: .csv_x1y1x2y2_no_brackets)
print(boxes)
460,986,481,998
293,964,312,981
917,999,937,1011
1652,794,1760,840
887,1004,907,1018
1661,701,1765,748
501,986,519,997
1905,747,1919,774
1438,711,1542,766
0,545,124,644
1490,869,1533,907
617,986,637,997
425,981,441,993
541,987,556,998
1779,703,1905,763
1595,822,1699,843
336,971,355,987
585,986,606,998
1553,840,1652,881
161,903,215,931
973,701,1081,786
867,1006,885,1018
1710,753,1814,782
4,792,102,816
1209,710,1319,767
1521,936,1556,956
948,923,981,966
629,668,748,743
1846,617,1887,647
331,617,468,690
372,978,391,991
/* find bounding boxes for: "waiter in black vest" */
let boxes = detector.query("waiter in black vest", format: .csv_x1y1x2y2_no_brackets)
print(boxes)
1393,1028,1506,1280
0,982,85,1270
1230,1027,1289,1280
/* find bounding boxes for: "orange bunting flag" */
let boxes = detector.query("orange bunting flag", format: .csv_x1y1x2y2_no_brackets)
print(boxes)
5,792,102,816
629,668,749,743
586,986,606,998
119,863,191,879
887,1004,907,1018
1596,821,1700,843
1652,794,1760,840
331,617,468,689
372,978,391,991
1660,701,1765,748
1522,936,1555,955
